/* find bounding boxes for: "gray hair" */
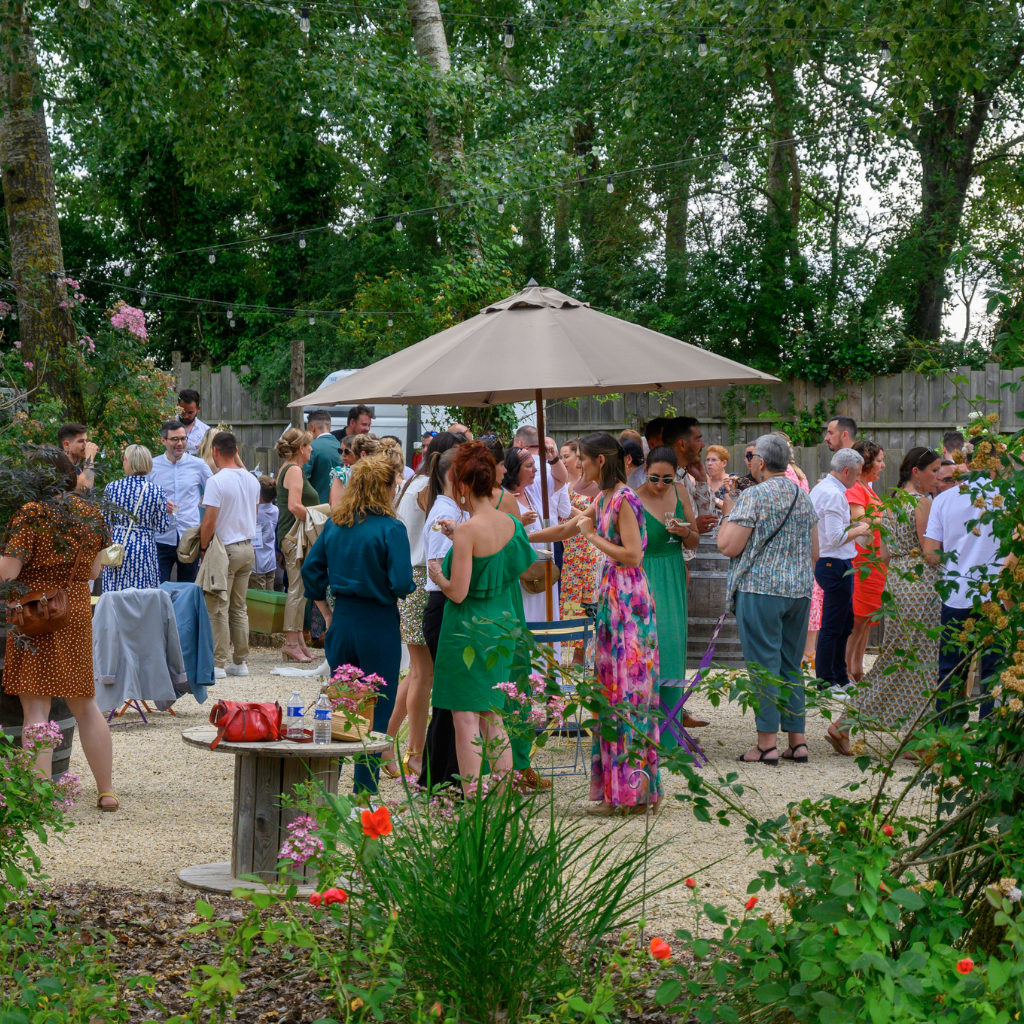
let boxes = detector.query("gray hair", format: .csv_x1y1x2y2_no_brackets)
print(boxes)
753,434,791,473
831,448,864,474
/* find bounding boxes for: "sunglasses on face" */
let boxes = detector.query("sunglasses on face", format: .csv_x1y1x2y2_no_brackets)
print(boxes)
745,452,756,461
646,473,675,485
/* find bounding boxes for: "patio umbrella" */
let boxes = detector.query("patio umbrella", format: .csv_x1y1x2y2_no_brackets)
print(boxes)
292,282,778,616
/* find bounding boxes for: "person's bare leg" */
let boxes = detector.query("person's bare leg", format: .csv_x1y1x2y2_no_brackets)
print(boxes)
739,729,780,763
282,629,311,663
846,616,872,682
803,629,818,661
452,710,484,796
65,696,115,806
383,656,416,776
403,645,433,775
18,695,54,778
478,711,512,778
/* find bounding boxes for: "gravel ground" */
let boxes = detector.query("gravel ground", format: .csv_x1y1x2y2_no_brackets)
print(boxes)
40,647,933,939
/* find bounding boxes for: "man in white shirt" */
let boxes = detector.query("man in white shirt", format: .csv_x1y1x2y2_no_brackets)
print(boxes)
150,419,213,583
941,430,966,462
923,475,1003,723
514,426,568,522
200,432,260,677
177,388,210,455
809,448,870,695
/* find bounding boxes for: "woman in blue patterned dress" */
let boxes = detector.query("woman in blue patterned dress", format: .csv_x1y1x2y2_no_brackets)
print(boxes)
102,445,170,591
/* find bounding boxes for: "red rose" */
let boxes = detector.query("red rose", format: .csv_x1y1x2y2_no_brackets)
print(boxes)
882,825,894,837
685,878,697,889
745,896,759,911
323,887,348,905
308,892,322,906
649,937,671,960
362,806,393,840
956,958,974,975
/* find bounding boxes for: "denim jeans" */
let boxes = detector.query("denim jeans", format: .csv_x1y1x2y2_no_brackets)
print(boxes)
157,541,199,584
815,557,854,689
937,604,1001,725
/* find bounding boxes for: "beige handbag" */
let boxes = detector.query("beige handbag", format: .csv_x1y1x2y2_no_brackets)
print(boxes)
519,494,560,594
100,484,148,568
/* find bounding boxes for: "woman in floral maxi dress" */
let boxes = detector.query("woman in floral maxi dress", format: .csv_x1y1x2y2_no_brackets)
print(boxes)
533,432,660,815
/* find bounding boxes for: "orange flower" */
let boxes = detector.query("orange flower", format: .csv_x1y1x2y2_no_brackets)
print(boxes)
429,1003,443,1017
362,806,393,840
649,937,671,960
323,887,347,905
882,825,894,837
685,878,697,889
956,958,974,975
745,896,759,911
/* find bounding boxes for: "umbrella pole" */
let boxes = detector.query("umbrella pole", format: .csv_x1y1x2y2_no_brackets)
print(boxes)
535,389,554,621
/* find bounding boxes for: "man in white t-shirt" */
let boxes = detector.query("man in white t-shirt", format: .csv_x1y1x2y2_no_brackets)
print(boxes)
513,426,568,522
200,432,261,677
923,476,1003,723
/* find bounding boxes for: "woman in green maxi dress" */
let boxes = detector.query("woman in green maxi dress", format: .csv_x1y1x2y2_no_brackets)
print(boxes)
427,442,537,793
635,447,699,751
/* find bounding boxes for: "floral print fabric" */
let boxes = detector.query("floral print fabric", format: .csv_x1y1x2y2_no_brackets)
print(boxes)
559,489,598,648
590,487,662,807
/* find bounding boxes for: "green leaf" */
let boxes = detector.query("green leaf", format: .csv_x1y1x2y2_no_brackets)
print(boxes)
196,899,215,920
808,901,848,923
462,645,475,669
987,958,1011,991
754,982,786,1003
888,888,925,910
898,975,924,996
655,979,682,1005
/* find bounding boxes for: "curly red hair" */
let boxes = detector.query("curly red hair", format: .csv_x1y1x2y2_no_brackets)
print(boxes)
451,440,496,500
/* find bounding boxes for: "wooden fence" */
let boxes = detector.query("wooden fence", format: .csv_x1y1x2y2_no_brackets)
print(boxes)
547,363,1024,497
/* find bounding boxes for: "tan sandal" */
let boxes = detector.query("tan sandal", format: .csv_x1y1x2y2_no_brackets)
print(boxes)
96,792,119,812
825,727,851,757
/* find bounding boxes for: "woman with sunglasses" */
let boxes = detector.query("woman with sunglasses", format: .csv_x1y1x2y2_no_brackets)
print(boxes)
635,446,700,751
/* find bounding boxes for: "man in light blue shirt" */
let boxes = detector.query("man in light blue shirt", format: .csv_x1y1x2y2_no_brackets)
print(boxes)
149,419,213,583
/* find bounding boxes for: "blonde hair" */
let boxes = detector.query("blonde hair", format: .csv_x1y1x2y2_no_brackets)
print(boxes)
332,454,399,527
124,444,153,475
349,432,381,458
276,427,313,460
618,428,643,446
705,444,730,465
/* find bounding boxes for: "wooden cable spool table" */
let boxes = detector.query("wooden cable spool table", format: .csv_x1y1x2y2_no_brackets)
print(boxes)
179,727,390,895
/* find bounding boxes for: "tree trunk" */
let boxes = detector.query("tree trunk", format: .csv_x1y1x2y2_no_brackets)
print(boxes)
664,141,694,299
289,335,304,430
519,192,547,281
0,3,83,420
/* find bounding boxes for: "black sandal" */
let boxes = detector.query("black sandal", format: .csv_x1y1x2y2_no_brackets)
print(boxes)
782,743,809,764
736,745,779,766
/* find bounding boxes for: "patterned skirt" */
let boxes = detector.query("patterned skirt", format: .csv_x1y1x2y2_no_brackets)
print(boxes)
400,566,429,645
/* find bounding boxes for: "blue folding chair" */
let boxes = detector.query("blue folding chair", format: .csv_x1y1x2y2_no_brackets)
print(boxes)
525,617,593,777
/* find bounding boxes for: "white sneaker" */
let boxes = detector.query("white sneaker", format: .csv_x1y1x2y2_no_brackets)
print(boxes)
214,667,227,679
225,662,249,677
830,683,852,700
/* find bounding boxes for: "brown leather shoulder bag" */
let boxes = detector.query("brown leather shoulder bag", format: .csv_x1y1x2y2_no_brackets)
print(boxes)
5,548,85,638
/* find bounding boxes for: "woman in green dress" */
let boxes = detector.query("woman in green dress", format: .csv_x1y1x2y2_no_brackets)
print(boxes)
427,441,537,794
635,446,699,750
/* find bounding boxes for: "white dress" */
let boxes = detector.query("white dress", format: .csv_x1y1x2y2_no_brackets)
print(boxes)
514,494,561,662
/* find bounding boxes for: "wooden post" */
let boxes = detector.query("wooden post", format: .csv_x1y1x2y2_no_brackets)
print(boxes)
536,389,554,620
290,336,305,430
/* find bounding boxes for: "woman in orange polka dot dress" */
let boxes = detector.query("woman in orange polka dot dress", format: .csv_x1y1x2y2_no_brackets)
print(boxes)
1,450,117,810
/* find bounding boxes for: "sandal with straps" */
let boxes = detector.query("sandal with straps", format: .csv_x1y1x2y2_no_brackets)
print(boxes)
96,792,119,812
736,745,779,766
782,743,809,764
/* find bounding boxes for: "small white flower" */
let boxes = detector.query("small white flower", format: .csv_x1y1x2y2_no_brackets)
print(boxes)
968,411,983,421
1009,887,1022,904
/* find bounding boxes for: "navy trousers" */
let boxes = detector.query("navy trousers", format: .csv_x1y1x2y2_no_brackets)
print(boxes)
157,542,199,585
814,557,854,689
937,604,1001,725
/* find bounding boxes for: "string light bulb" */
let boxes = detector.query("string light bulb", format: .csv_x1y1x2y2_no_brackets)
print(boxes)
308,313,316,326
992,95,1001,111
497,197,505,214
395,216,403,232
123,265,130,277
721,151,730,169
606,176,614,193
298,231,306,249
503,21,514,49
227,308,233,319
387,316,393,327
229,317,236,328
299,6,310,34
879,39,891,62
698,32,708,57
208,250,216,264
140,290,147,307
79,0,90,8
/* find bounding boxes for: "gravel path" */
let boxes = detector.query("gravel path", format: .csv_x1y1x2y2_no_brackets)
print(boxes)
41,648,930,937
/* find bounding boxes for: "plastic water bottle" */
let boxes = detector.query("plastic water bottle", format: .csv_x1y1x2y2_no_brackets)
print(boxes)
286,690,305,741
313,693,332,745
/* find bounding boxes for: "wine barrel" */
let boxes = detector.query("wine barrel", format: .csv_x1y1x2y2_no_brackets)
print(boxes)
685,533,746,671
0,625,77,781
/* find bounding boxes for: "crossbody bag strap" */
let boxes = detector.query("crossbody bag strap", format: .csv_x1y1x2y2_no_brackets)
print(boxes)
757,481,801,555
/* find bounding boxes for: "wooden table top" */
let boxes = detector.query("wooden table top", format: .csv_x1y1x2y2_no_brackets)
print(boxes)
182,726,390,757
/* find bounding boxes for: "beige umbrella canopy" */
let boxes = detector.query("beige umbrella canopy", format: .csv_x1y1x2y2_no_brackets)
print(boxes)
291,283,778,409
293,282,778,617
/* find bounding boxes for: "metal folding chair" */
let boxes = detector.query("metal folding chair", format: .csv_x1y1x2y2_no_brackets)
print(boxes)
525,617,593,777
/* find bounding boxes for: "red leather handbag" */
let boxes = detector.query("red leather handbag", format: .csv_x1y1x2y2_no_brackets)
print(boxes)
208,701,284,750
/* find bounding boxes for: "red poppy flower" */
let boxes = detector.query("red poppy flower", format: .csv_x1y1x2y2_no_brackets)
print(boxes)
956,958,974,975
882,825,894,837
685,878,697,889
308,892,322,906
429,1003,443,1017
745,896,759,911
323,887,348,905
649,937,671,960
362,806,393,840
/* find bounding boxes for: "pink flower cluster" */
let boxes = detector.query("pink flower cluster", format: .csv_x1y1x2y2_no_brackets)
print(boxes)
279,814,325,866
108,299,148,340
0,301,11,319
51,772,81,813
493,672,569,730
328,664,385,715
79,333,95,354
21,720,63,751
